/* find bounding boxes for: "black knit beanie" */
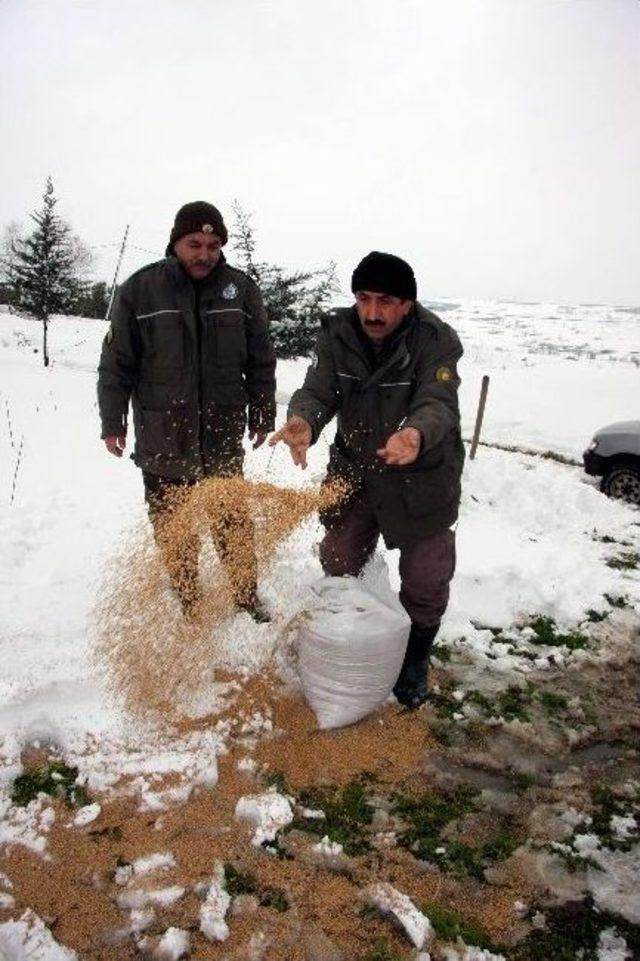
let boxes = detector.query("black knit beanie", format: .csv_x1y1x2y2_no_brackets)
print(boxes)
351,251,417,300
166,201,228,255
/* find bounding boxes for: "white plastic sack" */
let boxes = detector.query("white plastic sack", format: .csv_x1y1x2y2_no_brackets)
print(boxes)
297,576,410,729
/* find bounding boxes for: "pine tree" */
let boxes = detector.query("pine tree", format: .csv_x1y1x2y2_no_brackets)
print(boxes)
73,280,110,319
230,201,339,359
7,178,88,366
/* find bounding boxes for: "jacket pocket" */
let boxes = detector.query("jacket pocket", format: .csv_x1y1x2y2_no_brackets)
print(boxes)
205,309,247,366
401,464,457,517
136,407,190,457
137,311,185,368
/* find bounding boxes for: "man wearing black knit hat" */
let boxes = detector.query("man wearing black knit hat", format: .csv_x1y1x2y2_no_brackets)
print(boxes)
270,251,464,706
98,201,276,622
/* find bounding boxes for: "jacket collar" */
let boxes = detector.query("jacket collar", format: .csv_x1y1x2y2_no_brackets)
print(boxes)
165,252,228,291
337,306,414,388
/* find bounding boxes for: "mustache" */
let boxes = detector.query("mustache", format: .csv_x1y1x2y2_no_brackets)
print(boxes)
365,319,385,327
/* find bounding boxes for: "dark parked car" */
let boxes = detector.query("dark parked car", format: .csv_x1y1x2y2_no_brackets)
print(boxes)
583,420,640,506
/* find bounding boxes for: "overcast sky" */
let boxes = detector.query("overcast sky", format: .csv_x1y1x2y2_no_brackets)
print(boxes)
1,0,639,305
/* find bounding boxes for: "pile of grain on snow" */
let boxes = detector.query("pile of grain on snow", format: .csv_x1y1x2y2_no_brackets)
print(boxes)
94,476,348,720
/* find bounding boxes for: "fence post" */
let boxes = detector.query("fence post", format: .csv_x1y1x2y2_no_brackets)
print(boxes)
470,375,490,460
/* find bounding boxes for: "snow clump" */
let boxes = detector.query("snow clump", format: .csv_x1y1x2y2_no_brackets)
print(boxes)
234,790,293,845
153,926,190,959
199,862,231,942
363,882,433,949
0,909,77,959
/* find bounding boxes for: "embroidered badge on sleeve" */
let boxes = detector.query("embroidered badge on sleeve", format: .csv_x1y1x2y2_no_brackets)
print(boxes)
435,366,453,383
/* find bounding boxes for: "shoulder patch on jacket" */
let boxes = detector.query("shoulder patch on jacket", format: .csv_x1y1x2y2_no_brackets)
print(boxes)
221,282,239,300
436,365,453,383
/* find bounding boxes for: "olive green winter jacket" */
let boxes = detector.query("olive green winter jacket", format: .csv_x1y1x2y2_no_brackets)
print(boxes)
97,255,276,480
288,303,464,547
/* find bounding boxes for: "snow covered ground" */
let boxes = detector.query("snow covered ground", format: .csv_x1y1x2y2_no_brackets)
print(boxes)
1,300,637,761
0,301,638,959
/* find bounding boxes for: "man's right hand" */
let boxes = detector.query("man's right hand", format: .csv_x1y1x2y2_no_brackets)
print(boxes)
104,435,127,457
268,416,312,469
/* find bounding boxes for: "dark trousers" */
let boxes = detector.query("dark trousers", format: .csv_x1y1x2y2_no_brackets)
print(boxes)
142,471,257,609
319,489,456,628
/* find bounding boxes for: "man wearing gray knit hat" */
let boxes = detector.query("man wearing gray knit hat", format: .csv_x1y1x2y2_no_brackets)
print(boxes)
98,201,276,622
270,251,464,707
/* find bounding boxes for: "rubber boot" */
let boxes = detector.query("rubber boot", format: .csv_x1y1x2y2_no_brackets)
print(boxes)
393,622,439,709
237,586,271,624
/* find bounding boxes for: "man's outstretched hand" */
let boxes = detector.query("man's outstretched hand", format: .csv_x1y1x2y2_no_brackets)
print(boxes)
268,416,313,468
248,428,268,449
104,435,127,457
377,426,421,466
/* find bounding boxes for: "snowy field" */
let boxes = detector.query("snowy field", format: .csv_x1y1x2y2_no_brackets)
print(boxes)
0,301,639,959
0,300,638,777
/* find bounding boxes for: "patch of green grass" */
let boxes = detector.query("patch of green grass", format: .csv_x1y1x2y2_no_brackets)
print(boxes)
11,761,91,808
392,786,477,846
291,778,374,856
528,616,589,651
428,690,458,718
604,593,628,608
259,886,289,912
392,787,478,868
585,608,608,623
464,684,534,723
422,901,496,949
593,534,618,544
509,769,536,794
358,937,402,961
425,832,520,882
482,831,521,861
429,839,487,880
224,863,257,896
552,846,600,874
358,903,379,920
494,685,533,722
428,676,459,719
431,642,452,663
393,788,522,881
430,721,453,746
465,689,494,713
223,864,289,911
510,898,639,961
535,690,569,714
259,836,294,859
606,551,640,571
452,681,570,725
588,786,639,852
263,770,288,792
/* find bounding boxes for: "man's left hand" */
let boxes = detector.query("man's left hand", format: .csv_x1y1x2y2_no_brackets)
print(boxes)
248,428,268,449
377,426,422,466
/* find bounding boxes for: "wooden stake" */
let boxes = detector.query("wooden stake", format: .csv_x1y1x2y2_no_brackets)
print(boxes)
470,375,490,460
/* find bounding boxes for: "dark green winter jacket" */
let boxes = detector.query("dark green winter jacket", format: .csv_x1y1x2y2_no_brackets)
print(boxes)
97,255,276,480
288,303,464,547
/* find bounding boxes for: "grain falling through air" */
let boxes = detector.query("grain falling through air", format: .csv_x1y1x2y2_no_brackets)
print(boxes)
94,476,349,719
